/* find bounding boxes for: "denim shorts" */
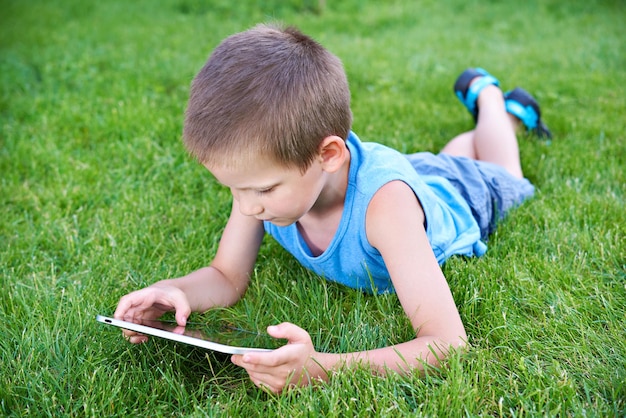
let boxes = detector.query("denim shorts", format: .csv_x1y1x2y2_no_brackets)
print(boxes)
405,152,535,239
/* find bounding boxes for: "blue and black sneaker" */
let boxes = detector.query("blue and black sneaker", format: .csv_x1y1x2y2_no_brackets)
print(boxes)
504,87,552,139
453,67,500,122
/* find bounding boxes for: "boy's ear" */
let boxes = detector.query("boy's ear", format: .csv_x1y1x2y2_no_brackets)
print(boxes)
318,135,348,173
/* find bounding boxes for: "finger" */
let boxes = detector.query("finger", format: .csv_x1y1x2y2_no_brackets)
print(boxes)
251,377,278,394
232,355,277,391
267,322,312,345
113,294,135,321
231,354,242,367
174,307,189,327
128,334,148,344
233,352,281,379
114,294,152,322
114,288,191,325
231,353,273,371
248,371,285,394
240,350,281,369
120,325,149,343
146,289,191,325
121,328,140,337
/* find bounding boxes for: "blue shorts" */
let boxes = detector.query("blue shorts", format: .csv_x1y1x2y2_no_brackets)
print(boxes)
405,152,535,239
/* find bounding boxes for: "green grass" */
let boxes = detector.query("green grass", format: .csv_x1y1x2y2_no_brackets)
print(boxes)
1,0,624,416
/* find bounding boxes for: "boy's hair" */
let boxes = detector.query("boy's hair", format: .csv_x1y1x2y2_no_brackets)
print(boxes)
183,23,352,170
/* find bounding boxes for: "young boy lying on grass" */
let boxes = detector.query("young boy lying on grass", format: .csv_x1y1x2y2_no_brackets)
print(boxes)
114,23,551,393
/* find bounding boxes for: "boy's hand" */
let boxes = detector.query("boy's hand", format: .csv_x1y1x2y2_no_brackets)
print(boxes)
231,322,321,393
113,284,191,344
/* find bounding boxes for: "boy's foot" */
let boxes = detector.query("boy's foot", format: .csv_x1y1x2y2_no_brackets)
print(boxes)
504,87,552,139
453,68,500,122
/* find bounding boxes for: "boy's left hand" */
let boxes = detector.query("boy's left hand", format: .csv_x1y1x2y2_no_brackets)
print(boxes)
231,322,320,393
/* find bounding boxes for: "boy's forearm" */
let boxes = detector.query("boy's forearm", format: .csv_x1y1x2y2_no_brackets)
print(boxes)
310,336,465,381
156,266,246,313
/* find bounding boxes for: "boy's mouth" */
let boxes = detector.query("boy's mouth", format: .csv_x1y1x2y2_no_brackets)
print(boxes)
262,218,295,227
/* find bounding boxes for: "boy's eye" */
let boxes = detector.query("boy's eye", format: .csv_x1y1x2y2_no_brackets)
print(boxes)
256,187,275,195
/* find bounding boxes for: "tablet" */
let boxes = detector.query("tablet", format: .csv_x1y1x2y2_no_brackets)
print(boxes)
96,315,284,355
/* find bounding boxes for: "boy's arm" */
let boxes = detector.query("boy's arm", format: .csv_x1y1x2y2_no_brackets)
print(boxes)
180,199,266,311
319,180,466,369
234,180,467,392
354,179,468,368
114,200,265,330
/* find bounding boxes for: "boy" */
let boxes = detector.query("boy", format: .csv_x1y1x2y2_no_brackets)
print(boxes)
114,23,550,393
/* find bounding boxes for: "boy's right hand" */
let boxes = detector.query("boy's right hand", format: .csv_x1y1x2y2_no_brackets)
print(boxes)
113,283,191,344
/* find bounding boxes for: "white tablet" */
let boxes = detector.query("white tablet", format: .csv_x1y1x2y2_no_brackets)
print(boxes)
96,315,283,355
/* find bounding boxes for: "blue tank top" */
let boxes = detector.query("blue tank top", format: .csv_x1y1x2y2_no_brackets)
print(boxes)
264,132,486,293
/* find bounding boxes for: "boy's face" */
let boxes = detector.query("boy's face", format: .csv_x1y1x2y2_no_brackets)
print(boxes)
206,156,328,227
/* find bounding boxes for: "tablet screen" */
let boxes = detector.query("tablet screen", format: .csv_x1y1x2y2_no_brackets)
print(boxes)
96,315,285,355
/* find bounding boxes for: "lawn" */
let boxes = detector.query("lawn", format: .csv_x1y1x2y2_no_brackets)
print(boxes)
1,0,624,416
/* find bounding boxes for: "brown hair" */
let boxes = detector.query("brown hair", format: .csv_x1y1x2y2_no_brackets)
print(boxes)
182,23,352,170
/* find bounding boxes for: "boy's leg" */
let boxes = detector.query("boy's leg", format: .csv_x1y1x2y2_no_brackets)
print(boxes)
473,84,523,178
442,83,524,178
440,131,477,159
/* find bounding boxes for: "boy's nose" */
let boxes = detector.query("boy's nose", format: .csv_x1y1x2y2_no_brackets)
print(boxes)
238,197,263,217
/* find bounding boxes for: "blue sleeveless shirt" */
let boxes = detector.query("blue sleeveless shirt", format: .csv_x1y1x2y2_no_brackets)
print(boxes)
264,132,486,293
